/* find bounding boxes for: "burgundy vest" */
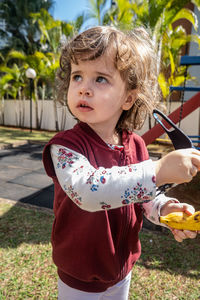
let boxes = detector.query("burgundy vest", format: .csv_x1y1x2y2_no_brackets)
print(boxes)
43,122,149,292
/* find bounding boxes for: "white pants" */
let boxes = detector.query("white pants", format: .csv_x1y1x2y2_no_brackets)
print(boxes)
58,271,132,300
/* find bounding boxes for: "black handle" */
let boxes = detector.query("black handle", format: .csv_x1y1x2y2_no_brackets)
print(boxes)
153,109,193,150
153,109,194,193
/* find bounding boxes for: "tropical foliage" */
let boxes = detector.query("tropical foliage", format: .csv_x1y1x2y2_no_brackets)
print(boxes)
0,0,55,55
0,0,200,129
104,0,200,102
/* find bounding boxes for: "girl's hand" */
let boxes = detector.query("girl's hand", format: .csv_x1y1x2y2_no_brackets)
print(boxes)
154,148,200,187
171,228,198,243
161,202,198,242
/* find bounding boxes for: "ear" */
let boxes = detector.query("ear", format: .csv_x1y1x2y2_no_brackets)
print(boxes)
122,90,137,111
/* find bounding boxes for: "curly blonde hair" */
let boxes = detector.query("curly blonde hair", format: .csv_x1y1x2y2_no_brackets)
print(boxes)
57,25,160,131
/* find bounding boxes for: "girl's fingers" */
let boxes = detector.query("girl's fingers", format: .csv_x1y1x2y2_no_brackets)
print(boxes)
183,230,197,239
190,165,198,177
161,203,195,216
182,204,195,215
171,228,197,242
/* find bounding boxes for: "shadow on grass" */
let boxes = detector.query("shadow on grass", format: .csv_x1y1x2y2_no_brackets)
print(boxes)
0,143,44,160
1,200,200,280
139,229,200,279
0,201,54,248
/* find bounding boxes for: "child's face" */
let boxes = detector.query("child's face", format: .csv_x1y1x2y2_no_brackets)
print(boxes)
67,52,135,132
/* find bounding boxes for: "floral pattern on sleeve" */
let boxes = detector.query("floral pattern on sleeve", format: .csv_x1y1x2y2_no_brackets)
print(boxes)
57,148,80,168
50,145,156,212
121,183,153,205
85,169,110,192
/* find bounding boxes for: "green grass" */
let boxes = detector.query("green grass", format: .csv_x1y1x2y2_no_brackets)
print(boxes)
0,126,55,146
0,201,200,299
130,231,200,299
0,202,57,299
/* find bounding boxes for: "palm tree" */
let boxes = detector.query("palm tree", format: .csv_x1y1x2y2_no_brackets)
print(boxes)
6,8,79,130
0,73,11,124
6,50,50,128
79,0,111,26
0,63,25,126
0,0,55,55
158,19,199,101
35,51,60,129
104,0,134,28
30,9,80,130
31,8,81,53
102,0,200,103
87,0,199,130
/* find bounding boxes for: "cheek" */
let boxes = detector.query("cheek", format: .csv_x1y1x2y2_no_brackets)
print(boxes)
102,87,122,99
100,90,124,108
67,91,73,111
67,83,74,102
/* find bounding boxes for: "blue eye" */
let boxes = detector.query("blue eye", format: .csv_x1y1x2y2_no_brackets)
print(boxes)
72,74,82,82
96,76,108,83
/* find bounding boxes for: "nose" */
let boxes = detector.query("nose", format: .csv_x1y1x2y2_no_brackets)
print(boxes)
78,85,93,97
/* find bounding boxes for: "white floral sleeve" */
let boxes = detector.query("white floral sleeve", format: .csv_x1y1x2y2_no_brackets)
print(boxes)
50,144,157,212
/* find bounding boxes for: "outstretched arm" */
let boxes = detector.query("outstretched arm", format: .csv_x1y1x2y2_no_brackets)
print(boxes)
51,144,156,212
51,145,200,213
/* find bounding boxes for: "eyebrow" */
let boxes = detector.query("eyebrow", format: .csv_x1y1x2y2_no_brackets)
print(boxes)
96,71,113,79
71,70,82,75
71,70,113,79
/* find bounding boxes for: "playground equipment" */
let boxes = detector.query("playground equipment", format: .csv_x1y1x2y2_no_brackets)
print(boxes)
152,109,194,193
142,56,200,149
170,55,200,149
153,109,194,149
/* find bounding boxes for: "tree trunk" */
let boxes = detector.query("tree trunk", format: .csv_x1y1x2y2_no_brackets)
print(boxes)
53,87,59,131
22,96,25,128
60,106,66,131
53,98,59,131
18,87,22,127
34,79,40,129
39,82,45,129
0,97,5,125
15,99,19,127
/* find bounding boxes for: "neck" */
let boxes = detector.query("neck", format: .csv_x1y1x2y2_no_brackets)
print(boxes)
88,123,121,145
104,131,121,145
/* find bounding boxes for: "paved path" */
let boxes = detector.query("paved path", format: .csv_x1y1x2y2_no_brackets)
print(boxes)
0,142,161,211
0,143,54,209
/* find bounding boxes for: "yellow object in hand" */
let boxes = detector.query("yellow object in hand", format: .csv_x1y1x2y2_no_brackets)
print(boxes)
160,211,200,231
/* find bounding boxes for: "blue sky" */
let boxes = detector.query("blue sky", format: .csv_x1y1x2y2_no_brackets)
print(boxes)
51,0,111,29
51,0,90,22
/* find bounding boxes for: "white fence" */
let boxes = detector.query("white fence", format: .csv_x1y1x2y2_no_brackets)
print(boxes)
2,100,76,131
1,100,200,139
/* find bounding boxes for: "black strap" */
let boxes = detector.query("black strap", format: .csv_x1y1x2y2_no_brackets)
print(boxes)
153,109,193,149
153,109,194,193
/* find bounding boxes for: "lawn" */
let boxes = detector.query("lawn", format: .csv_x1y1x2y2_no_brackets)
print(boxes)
0,126,55,146
1,201,200,299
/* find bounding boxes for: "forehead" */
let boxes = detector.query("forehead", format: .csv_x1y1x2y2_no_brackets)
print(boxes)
71,40,116,61
71,50,117,73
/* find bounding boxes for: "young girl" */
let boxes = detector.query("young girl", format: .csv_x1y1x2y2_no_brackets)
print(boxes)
43,26,200,300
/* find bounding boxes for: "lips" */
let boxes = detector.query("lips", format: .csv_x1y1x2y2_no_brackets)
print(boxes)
77,101,93,112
